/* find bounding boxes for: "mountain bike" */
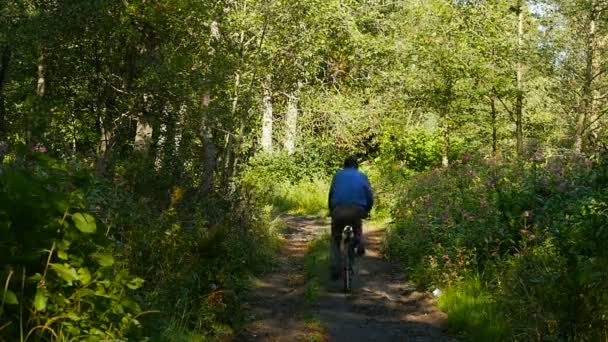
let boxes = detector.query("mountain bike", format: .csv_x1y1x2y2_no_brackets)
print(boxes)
341,225,357,293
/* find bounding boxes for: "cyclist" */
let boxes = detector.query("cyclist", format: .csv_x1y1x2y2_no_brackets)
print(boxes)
328,156,374,280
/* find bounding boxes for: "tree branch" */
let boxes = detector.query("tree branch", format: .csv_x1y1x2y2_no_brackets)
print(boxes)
496,96,514,120
584,107,608,132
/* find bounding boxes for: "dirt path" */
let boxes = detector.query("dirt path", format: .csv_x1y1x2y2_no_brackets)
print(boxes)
237,216,456,342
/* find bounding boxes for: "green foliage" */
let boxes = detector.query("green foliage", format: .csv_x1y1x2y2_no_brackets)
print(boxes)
241,153,331,216
89,160,281,340
303,235,330,304
385,152,608,340
437,277,509,342
376,128,443,173
266,179,329,217
0,154,143,341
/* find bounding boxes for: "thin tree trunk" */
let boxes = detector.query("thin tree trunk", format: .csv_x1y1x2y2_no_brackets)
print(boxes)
442,79,452,168
37,47,46,98
442,114,450,168
0,45,10,138
491,97,498,156
222,71,241,181
95,108,112,178
261,74,273,153
28,46,47,147
200,91,216,193
574,2,597,153
515,0,525,157
284,82,301,155
93,45,108,177
154,110,168,171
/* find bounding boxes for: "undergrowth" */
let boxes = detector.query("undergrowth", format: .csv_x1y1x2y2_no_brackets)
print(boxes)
437,277,509,341
303,234,330,304
384,151,608,341
0,151,281,342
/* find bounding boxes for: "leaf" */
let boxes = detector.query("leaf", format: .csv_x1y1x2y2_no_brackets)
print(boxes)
78,268,92,285
27,273,42,282
58,249,69,260
50,263,79,285
91,252,114,267
126,277,145,290
72,212,97,233
2,289,18,305
34,288,47,311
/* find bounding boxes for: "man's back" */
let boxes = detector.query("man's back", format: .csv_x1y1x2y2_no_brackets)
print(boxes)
329,167,373,213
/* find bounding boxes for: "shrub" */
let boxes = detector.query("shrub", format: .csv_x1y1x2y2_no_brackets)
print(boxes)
384,151,608,340
0,155,144,341
91,160,281,340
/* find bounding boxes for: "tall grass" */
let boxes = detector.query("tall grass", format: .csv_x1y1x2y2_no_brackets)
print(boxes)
303,234,330,303
438,277,510,341
269,178,329,216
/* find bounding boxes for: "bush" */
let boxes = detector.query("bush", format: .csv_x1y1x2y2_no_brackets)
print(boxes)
241,153,332,217
0,150,281,341
91,158,281,340
384,151,608,340
0,155,144,341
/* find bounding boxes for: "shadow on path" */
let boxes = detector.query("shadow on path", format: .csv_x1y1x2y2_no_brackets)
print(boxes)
237,216,457,342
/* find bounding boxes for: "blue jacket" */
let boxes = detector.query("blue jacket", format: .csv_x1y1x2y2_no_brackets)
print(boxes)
328,167,374,212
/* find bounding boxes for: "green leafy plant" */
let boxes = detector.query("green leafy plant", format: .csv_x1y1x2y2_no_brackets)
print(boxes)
0,155,144,341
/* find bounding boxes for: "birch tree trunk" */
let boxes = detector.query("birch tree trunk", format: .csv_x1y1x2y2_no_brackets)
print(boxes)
0,46,10,138
261,74,273,153
155,121,167,170
491,97,498,156
37,47,46,98
284,82,301,155
515,0,525,157
200,91,216,193
442,112,450,168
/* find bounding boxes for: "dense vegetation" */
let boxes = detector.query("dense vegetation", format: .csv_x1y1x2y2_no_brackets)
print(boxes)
1,0,607,341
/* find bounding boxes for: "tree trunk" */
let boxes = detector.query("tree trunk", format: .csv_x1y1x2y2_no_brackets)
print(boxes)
134,93,153,154
154,121,167,170
442,115,450,168
515,0,525,157
95,109,112,178
574,1,597,153
28,46,47,147
37,47,46,98
134,116,153,153
200,91,216,193
284,82,301,155
0,45,10,138
221,71,241,182
261,74,273,153
491,97,498,156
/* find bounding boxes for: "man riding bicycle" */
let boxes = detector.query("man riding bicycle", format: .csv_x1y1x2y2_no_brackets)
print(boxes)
328,156,374,280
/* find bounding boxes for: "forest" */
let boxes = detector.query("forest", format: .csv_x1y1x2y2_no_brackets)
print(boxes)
1,0,607,341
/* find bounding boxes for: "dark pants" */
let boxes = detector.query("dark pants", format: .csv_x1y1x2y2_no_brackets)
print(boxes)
330,205,366,275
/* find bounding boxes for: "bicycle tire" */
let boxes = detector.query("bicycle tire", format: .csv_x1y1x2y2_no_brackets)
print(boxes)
343,251,350,292
343,237,354,293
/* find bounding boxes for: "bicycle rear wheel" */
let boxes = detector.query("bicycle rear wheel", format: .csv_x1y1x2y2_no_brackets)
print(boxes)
342,238,355,293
